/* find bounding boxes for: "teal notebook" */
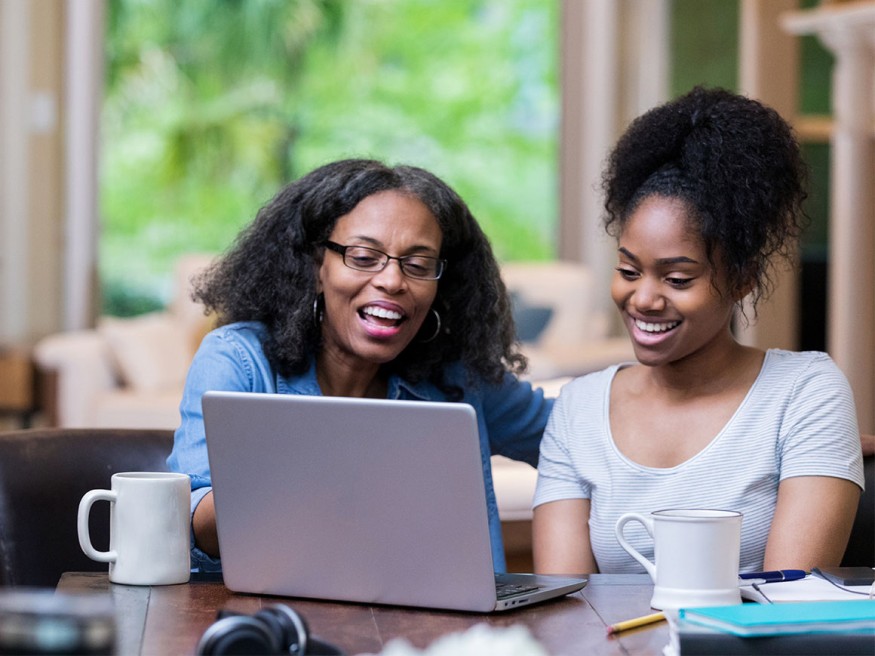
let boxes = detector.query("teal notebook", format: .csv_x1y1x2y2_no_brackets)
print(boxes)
678,600,875,637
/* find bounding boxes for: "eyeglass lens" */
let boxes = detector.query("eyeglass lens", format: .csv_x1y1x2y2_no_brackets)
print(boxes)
332,243,444,279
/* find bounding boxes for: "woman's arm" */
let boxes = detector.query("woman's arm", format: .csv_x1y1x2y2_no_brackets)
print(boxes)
862,434,875,456
764,354,864,570
533,498,597,575
192,490,220,557
480,372,553,466
167,323,275,569
763,476,861,570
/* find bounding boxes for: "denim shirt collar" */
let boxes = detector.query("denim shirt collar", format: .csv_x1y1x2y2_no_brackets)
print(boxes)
275,356,439,402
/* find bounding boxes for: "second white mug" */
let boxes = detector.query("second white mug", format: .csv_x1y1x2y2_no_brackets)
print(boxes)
615,508,742,611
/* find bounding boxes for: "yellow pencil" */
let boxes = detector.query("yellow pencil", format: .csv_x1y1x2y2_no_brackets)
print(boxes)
606,611,666,635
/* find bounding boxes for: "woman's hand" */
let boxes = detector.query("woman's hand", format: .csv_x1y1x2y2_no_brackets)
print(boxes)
861,434,875,456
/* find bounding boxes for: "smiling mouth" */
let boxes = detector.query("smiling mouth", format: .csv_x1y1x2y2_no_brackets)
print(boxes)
360,305,406,328
634,318,680,333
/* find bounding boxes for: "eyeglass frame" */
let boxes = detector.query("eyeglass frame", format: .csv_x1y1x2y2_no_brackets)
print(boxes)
321,241,446,280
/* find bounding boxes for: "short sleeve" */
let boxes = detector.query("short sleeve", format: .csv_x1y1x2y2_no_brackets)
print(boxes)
778,353,864,489
532,381,593,508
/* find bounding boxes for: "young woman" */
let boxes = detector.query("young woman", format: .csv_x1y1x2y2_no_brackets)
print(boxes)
533,87,864,575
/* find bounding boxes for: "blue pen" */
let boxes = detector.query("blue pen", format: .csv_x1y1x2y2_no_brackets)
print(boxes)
739,569,807,584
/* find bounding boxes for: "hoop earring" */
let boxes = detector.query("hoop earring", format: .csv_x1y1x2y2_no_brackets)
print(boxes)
312,293,324,328
418,308,441,344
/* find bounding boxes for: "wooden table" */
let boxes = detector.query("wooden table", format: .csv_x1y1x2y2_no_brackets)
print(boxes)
58,572,670,655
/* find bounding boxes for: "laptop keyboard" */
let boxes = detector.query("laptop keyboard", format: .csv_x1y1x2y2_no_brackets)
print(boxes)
495,581,541,599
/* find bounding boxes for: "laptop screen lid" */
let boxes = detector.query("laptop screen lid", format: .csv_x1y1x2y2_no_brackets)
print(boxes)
203,391,504,612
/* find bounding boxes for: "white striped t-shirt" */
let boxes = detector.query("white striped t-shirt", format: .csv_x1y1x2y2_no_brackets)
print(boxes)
533,349,865,574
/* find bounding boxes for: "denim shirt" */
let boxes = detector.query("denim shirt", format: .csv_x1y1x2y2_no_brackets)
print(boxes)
167,321,552,573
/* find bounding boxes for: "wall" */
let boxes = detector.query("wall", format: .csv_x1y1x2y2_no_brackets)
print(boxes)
0,0,66,345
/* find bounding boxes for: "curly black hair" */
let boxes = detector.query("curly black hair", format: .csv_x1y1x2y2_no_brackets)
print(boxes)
193,159,525,397
602,86,809,313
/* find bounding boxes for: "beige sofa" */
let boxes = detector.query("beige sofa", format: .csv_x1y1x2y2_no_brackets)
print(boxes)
502,261,634,381
34,259,632,429
33,254,216,429
34,259,634,526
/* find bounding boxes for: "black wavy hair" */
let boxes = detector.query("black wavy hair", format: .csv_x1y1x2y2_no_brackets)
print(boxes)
193,159,525,397
602,86,809,313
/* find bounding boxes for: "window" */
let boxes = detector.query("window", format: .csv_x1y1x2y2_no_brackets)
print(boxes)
101,0,559,314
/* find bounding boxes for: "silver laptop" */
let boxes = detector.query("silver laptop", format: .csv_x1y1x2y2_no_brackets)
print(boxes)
202,391,587,612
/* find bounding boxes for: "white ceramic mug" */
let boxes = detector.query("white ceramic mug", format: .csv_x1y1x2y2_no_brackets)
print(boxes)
78,472,191,586
615,509,742,611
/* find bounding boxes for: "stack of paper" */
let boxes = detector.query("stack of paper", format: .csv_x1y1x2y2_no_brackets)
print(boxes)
740,574,874,604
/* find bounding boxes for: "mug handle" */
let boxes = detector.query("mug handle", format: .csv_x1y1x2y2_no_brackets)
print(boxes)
615,513,656,578
77,489,118,563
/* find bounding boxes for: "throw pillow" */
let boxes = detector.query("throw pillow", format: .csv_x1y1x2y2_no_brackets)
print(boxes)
510,292,554,343
98,313,191,392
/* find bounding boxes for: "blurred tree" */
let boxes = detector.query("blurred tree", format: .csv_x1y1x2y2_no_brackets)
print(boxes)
100,0,558,314
293,1,557,260
106,0,342,181
102,0,344,309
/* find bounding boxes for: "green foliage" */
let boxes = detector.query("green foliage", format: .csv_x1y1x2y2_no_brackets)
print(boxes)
100,278,165,318
799,35,833,115
100,0,558,314
800,143,830,257
670,0,738,95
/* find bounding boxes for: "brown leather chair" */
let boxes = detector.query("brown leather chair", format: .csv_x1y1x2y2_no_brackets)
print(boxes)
842,454,875,567
0,428,175,587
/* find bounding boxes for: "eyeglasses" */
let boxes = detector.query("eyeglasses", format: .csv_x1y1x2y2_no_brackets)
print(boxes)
322,241,446,280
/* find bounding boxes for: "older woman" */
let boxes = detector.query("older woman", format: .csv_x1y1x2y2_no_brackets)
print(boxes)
168,159,551,573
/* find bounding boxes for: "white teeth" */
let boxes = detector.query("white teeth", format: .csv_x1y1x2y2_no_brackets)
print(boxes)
635,319,680,333
363,306,403,320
